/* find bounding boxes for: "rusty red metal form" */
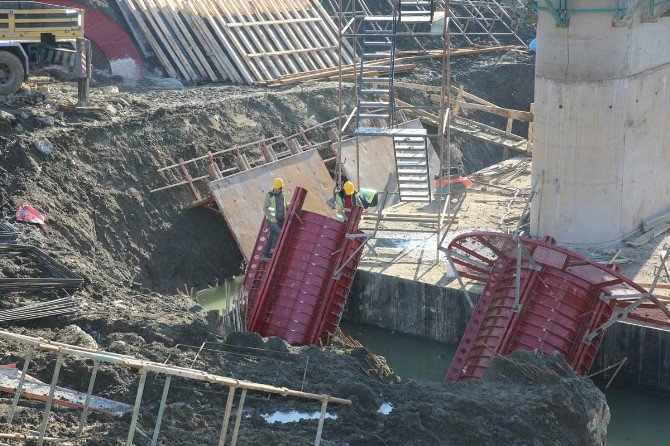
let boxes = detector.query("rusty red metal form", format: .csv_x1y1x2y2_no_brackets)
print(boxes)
444,231,670,382
44,0,144,80
243,187,365,345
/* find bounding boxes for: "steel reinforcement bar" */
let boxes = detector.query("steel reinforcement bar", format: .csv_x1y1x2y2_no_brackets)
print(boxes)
0,329,351,446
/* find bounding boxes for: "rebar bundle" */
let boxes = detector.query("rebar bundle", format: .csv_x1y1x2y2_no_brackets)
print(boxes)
0,221,16,244
0,244,83,291
0,297,78,323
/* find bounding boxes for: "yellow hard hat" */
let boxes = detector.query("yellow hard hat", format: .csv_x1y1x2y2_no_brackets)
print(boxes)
272,178,284,189
343,181,355,196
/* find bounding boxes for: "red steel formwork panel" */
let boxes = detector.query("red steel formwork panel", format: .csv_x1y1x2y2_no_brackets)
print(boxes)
243,187,365,345
43,0,144,80
445,231,670,382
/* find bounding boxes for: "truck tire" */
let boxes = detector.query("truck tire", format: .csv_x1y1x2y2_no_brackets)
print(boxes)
0,51,24,96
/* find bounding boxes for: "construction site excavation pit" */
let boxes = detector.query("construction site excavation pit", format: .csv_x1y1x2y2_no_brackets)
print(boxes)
1,5,670,439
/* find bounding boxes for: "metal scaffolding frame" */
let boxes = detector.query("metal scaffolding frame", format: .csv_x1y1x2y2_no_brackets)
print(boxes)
334,0,455,254
446,0,528,47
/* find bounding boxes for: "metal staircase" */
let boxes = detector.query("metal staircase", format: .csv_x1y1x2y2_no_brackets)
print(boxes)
355,15,398,134
398,0,435,23
393,129,432,202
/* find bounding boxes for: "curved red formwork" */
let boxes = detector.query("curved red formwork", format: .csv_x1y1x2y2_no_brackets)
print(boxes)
445,231,670,382
43,0,144,80
243,187,365,345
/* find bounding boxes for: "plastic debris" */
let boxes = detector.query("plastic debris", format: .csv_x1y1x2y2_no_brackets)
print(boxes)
15,203,45,228
261,410,337,424
32,138,53,155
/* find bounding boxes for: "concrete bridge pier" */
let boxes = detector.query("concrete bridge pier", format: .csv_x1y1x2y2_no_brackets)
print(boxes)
530,1,670,247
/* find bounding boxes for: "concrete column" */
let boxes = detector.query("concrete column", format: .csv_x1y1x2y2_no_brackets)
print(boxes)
531,1,670,247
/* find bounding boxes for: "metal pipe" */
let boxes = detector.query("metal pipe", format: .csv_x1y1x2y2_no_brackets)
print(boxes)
126,369,148,446
230,388,247,446
6,346,33,425
150,375,172,446
218,387,237,446
77,359,100,437
0,330,352,405
37,352,64,446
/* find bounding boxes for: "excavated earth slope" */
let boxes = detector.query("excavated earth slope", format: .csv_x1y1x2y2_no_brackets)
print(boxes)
0,53,608,445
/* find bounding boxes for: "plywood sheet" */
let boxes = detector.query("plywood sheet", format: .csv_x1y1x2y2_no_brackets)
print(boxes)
333,119,440,205
209,149,335,259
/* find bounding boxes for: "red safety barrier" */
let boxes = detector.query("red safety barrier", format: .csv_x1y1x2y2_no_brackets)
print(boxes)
243,187,365,345
445,231,670,382
43,0,144,80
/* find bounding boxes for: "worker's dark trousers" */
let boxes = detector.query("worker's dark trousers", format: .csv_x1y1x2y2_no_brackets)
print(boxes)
263,219,284,257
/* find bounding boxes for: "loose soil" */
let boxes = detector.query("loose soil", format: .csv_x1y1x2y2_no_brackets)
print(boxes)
0,50,609,445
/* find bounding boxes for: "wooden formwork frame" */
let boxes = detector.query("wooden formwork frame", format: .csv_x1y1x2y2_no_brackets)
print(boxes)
116,0,354,83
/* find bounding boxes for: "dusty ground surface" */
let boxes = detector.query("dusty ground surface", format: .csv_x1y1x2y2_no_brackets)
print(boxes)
0,46,611,444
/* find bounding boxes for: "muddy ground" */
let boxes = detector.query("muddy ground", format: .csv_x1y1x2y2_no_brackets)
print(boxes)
0,331,608,446
0,47,610,445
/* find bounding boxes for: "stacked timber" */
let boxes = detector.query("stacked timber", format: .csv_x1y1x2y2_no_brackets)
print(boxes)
115,0,353,84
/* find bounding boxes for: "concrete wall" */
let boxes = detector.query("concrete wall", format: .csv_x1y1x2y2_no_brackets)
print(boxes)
530,4,670,246
346,270,670,393
345,270,472,344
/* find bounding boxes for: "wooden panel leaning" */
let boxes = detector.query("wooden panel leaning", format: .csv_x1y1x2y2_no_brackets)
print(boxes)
115,0,354,84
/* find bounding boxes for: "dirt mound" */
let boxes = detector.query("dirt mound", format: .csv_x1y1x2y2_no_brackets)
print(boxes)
0,333,607,446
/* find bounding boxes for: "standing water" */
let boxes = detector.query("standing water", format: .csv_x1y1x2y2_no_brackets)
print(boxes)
341,320,670,446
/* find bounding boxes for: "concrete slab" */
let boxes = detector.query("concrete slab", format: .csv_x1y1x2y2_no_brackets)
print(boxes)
333,119,440,205
209,149,335,260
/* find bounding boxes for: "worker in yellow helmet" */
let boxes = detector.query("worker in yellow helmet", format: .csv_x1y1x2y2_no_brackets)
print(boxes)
261,178,286,261
333,181,378,222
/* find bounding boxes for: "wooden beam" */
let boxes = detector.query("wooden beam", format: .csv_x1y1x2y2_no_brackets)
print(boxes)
226,17,321,27
195,0,261,83
247,46,337,58
626,224,670,247
176,0,233,81
432,97,533,121
117,0,178,78
256,0,312,72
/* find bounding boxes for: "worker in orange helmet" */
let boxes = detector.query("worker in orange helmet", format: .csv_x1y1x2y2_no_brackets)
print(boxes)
261,178,286,261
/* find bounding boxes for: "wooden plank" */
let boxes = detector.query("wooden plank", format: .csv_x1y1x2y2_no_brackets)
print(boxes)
430,96,534,121
140,0,197,80
296,0,345,66
208,150,336,260
155,0,212,81
643,209,670,232
277,0,331,70
174,0,231,81
161,0,219,81
247,45,338,58
625,224,670,247
134,0,194,80
307,0,355,61
207,0,274,81
228,0,292,76
224,0,287,78
113,0,154,57
118,0,178,78
256,0,314,72
192,0,259,83
226,17,321,27
241,0,302,75
190,0,255,83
